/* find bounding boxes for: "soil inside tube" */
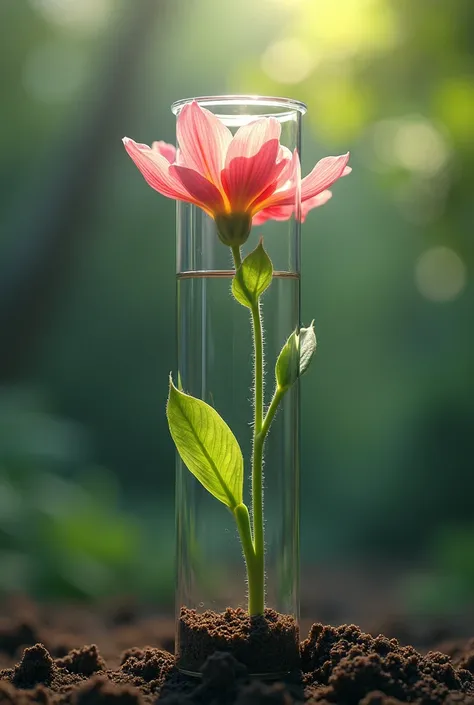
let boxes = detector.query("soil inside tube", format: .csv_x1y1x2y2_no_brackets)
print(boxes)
177,606,300,676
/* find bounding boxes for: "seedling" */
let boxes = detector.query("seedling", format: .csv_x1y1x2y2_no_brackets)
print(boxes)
123,99,350,615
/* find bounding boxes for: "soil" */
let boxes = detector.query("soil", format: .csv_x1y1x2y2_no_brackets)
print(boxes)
177,607,300,675
0,595,474,704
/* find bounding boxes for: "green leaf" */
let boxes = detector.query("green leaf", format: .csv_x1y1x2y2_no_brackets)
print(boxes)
299,321,317,377
232,240,273,308
166,378,243,509
275,322,317,391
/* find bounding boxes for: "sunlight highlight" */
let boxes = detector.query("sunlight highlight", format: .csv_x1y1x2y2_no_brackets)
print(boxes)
294,0,400,59
29,0,113,32
415,247,467,302
372,116,450,175
261,38,316,84
265,0,306,4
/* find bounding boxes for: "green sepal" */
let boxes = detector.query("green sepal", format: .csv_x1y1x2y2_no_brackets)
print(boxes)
275,321,317,391
167,377,243,509
275,331,299,392
215,213,252,247
232,239,273,308
299,321,317,377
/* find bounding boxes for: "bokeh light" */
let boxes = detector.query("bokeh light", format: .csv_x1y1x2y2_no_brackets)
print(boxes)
434,76,474,143
261,38,316,84
415,247,467,302
372,116,450,175
293,0,400,60
29,0,113,32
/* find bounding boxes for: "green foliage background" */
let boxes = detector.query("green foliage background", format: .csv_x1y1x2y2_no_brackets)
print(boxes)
0,0,473,615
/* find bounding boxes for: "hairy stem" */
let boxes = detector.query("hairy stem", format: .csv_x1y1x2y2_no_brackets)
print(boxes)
231,245,265,614
262,387,284,437
250,300,265,614
230,244,287,615
233,503,261,615
231,245,242,269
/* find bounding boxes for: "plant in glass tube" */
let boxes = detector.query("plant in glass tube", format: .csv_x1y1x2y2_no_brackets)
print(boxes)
123,100,350,616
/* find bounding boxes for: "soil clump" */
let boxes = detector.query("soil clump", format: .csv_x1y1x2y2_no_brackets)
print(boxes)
0,598,473,704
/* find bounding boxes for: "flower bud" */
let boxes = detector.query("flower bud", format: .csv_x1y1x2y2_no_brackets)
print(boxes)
275,322,317,392
275,330,299,392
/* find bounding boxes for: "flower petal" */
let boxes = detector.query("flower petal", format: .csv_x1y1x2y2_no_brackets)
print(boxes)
301,190,332,221
253,205,293,226
254,149,300,211
123,137,191,200
170,164,226,216
253,190,332,226
248,175,286,214
176,101,232,186
275,145,293,188
244,144,294,214
221,139,285,213
278,145,293,162
225,117,281,164
152,140,176,164
301,153,350,201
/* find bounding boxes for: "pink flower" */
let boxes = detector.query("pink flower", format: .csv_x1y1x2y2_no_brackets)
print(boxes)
123,101,349,243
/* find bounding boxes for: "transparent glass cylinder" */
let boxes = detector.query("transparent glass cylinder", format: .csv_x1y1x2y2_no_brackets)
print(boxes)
172,96,305,676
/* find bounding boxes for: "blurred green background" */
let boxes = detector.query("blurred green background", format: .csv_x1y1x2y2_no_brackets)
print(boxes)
1,0,473,624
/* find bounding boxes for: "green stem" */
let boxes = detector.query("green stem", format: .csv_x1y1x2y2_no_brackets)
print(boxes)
231,244,285,616
231,245,242,269
251,303,264,434
233,503,261,615
250,300,265,614
262,387,285,437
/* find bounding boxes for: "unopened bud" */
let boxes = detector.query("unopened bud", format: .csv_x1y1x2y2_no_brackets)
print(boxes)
275,330,299,392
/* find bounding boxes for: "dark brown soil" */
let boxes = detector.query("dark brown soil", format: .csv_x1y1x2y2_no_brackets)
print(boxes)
0,596,474,704
177,607,300,676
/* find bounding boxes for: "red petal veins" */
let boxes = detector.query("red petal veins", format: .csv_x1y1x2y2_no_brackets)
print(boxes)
253,205,293,226
253,190,332,226
177,101,232,186
248,176,286,215
225,117,281,165
274,145,293,189
125,126,350,226
123,137,191,201
170,164,226,215
255,149,300,211
274,149,299,194
221,139,285,213
301,153,350,201
252,190,332,225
